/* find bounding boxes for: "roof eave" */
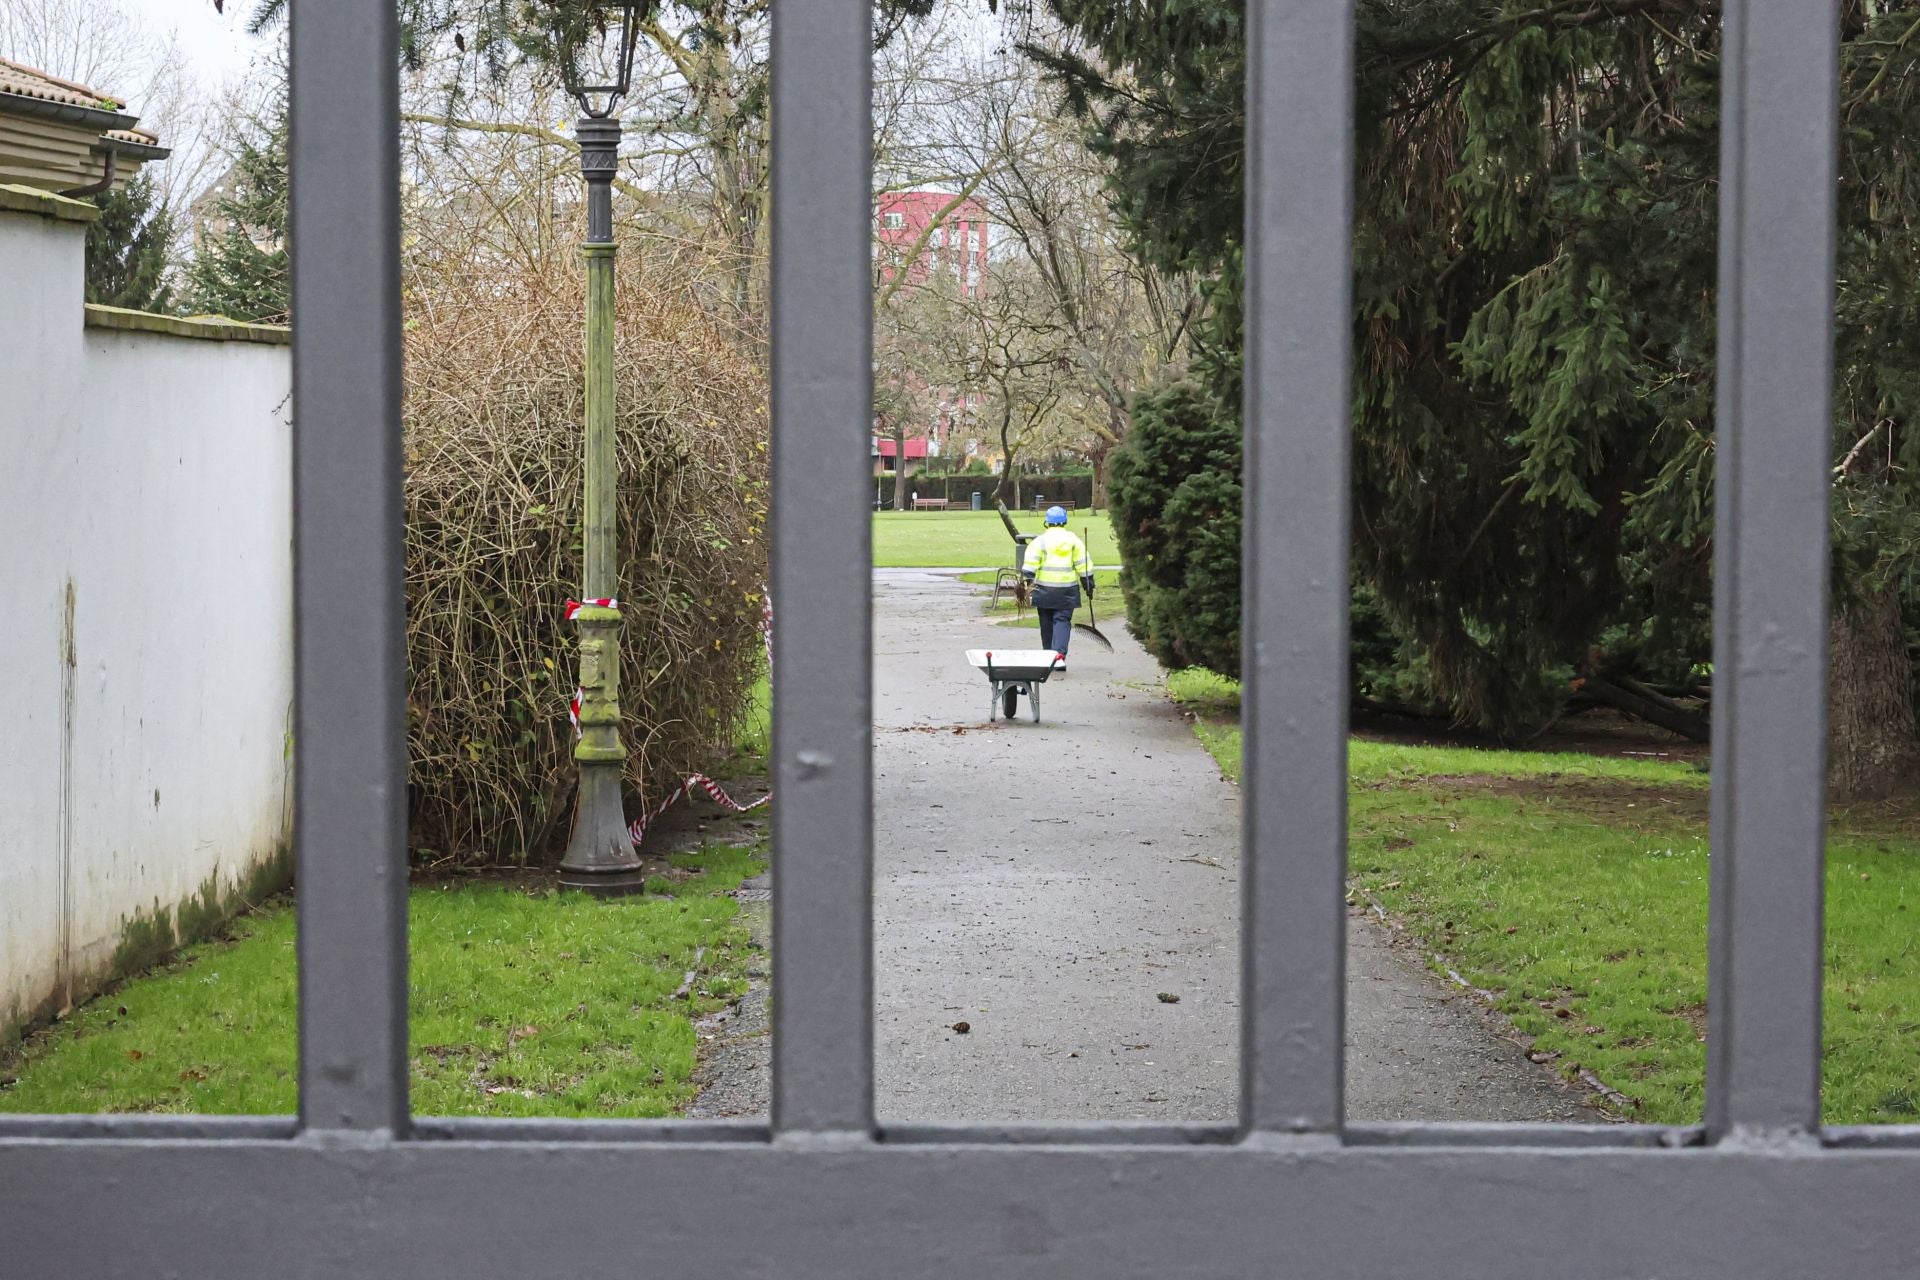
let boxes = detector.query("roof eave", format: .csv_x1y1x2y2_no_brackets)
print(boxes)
98,136,170,163
0,88,140,135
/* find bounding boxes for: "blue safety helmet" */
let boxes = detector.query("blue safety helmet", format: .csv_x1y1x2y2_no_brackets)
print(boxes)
1044,505,1069,526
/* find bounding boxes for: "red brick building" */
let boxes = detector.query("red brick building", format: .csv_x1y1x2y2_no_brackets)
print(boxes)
874,190,990,475
876,189,991,297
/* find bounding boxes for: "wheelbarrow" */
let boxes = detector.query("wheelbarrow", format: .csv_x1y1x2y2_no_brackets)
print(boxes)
967,648,1062,724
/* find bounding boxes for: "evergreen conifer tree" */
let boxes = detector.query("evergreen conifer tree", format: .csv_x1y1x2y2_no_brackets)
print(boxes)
185,89,289,324
1037,1,1920,796
85,170,176,313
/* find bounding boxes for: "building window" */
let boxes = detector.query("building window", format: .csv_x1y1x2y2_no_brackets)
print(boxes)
882,212,905,230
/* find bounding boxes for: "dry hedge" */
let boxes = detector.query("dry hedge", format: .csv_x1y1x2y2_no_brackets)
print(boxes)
403,247,767,866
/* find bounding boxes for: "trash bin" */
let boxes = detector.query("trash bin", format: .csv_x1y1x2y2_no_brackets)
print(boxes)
970,491,983,512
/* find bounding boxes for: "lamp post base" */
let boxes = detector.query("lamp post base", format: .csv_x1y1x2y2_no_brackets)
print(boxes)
557,867,649,896
557,765,647,896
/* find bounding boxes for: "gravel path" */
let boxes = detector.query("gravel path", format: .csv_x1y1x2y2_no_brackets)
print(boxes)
693,568,1594,1125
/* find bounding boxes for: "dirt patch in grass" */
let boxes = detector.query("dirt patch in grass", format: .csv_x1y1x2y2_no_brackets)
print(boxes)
1664,1001,1710,1043
1353,706,1709,764
1369,765,1920,845
1831,790,1920,842
1366,772,1711,825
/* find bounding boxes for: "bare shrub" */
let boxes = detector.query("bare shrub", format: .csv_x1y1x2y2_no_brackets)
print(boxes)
403,244,766,866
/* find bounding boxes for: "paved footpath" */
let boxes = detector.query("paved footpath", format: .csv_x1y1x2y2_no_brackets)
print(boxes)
870,568,1591,1124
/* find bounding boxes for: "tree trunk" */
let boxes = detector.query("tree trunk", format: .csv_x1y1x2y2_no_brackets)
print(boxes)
891,420,909,511
1827,580,1920,801
995,412,1019,507
1090,418,1120,510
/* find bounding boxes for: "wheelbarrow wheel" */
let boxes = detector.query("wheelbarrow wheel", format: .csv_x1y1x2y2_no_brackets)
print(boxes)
1003,684,1020,722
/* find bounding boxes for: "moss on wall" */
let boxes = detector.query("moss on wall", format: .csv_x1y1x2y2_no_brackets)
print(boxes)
3,839,293,1054
110,840,292,975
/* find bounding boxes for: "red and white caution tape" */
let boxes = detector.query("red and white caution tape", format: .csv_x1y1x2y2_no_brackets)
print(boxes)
559,590,776,840
628,773,770,847
564,598,618,738
564,597,619,620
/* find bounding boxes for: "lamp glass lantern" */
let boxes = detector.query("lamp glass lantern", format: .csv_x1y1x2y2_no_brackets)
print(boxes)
556,1,643,119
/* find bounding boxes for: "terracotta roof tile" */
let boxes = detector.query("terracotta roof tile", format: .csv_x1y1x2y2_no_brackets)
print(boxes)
0,55,127,113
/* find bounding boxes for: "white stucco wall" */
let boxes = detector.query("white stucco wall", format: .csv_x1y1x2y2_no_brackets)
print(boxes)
0,193,293,1039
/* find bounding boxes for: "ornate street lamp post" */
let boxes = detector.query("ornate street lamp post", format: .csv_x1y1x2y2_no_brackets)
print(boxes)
555,2,646,894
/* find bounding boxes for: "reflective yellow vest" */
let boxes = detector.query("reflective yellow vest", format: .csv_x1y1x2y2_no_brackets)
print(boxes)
1025,527,1090,585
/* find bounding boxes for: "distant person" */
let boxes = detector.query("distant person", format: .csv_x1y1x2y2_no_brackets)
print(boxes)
1022,505,1093,671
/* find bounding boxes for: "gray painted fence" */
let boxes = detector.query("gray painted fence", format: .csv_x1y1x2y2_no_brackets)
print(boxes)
2,1,1911,1276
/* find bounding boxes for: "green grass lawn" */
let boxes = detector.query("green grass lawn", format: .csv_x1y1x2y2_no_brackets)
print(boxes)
1168,668,1920,1126
874,509,1119,568
0,843,765,1116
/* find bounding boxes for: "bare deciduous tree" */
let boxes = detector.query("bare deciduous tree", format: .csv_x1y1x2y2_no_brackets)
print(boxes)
868,18,1203,502
1,0,232,243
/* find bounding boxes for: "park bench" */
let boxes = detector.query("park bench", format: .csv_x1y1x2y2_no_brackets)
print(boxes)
911,497,949,511
1030,497,1075,513
990,499,1036,608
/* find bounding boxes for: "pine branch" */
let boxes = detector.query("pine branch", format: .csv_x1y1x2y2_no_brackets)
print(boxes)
1377,0,1708,74
1847,13,1920,114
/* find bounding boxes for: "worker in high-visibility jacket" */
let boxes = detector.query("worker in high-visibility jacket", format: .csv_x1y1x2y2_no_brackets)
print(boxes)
1022,506,1094,671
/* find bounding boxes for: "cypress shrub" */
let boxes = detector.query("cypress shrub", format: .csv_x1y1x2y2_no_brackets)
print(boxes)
1106,380,1242,677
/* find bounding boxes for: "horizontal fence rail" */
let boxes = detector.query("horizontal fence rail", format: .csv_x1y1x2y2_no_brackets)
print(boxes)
5,1141,1920,1277
2,0,1917,1276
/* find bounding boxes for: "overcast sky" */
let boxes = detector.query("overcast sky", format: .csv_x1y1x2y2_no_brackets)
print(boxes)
125,0,263,88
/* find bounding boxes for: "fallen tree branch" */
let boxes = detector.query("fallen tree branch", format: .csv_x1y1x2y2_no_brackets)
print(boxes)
1579,1067,1641,1113
1582,671,1710,742
1834,420,1889,480
671,947,709,1002
1350,693,1455,723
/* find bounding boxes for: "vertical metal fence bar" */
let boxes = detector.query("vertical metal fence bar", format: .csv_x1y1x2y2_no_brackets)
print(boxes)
1241,0,1356,1135
769,0,875,1136
1707,0,1838,1139
290,0,410,1135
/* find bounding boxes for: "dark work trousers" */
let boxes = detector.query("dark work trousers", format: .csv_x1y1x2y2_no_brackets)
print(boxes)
1037,607,1073,657
1030,581,1081,659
